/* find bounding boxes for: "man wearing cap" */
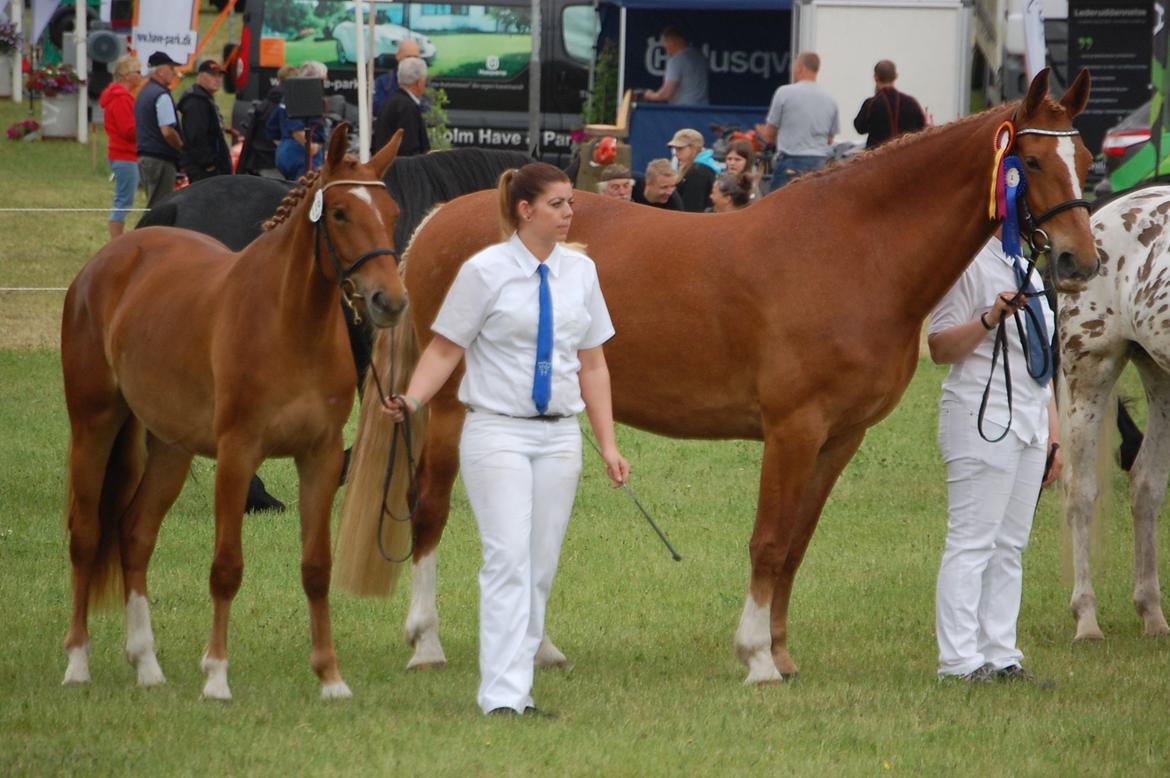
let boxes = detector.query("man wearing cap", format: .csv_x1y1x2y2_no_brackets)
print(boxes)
598,165,633,200
135,51,184,208
178,59,232,182
373,56,430,157
667,128,718,212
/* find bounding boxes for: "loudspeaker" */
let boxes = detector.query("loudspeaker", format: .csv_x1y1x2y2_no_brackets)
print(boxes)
283,77,324,119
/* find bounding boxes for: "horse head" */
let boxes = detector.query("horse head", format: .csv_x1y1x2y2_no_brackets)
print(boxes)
314,123,408,328
1013,67,1099,292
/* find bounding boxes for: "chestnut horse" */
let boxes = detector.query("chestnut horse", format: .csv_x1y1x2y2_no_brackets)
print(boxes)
338,71,1100,682
1059,184,1170,640
60,125,406,699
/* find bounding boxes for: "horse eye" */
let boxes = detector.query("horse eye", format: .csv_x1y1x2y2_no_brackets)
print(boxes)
332,207,346,221
1025,157,1042,171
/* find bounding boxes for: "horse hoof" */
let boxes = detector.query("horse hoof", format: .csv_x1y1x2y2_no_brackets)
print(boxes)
535,639,569,670
743,664,785,685
201,654,231,700
135,656,167,687
1074,628,1105,641
406,657,447,671
1143,622,1170,636
244,475,286,514
321,681,353,700
62,646,91,685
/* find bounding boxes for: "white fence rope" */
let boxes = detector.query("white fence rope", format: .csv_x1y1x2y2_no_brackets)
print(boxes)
0,208,152,212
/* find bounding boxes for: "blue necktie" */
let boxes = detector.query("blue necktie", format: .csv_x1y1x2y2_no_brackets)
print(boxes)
1013,258,1052,386
532,263,553,414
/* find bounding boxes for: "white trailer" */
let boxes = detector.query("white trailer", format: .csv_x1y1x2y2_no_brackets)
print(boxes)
793,0,974,142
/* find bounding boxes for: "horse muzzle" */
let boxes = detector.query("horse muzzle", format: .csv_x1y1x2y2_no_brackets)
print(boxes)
363,288,408,328
1050,245,1101,293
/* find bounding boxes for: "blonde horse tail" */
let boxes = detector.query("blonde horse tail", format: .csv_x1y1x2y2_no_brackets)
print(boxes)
334,319,426,597
71,415,146,610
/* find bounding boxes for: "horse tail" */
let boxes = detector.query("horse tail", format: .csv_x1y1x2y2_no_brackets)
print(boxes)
70,415,147,610
334,319,425,597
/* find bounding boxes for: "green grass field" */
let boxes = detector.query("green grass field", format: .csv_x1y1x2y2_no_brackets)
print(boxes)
2,34,1170,774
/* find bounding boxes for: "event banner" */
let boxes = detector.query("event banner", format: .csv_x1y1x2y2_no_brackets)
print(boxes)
1068,0,1154,152
133,0,200,67
260,0,536,112
610,9,792,107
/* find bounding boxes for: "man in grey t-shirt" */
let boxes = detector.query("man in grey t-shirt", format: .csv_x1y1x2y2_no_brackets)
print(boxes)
643,25,708,106
755,51,839,191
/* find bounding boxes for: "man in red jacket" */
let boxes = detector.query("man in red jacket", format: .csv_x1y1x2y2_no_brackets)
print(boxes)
100,54,143,239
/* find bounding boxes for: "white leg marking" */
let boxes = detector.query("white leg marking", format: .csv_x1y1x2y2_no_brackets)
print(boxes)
125,592,166,686
405,551,447,669
321,680,354,700
535,634,569,669
349,186,384,228
735,594,783,684
200,652,232,701
1057,137,1083,199
62,644,91,685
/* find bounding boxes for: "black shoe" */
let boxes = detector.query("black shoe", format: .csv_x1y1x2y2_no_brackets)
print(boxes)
244,475,286,514
487,707,519,717
523,706,557,720
944,664,994,684
996,664,1056,688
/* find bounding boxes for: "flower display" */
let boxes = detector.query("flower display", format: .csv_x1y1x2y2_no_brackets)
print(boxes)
25,64,81,97
6,119,40,140
0,21,21,54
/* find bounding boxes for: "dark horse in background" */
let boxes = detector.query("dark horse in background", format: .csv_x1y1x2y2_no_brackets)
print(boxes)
137,147,533,511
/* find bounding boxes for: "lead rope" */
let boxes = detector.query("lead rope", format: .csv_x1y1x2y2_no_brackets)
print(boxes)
362,341,419,565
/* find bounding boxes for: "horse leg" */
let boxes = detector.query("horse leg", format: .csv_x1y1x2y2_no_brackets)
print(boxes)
62,408,129,684
1128,355,1170,635
201,437,259,701
296,440,352,698
404,400,465,669
1063,356,1124,641
735,426,821,684
770,430,866,678
119,435,193,686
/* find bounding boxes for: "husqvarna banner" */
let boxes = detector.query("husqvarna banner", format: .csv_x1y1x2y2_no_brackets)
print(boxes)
612,9,792,106
133,0,200,67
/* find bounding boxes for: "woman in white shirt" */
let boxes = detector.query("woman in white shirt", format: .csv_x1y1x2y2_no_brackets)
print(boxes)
926,231,1061,684
385,162,629,717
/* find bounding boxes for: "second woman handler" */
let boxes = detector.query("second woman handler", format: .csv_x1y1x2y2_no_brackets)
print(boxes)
384,162,630,717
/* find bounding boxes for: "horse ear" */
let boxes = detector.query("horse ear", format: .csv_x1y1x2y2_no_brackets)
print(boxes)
325,122,350,170
1020,67,1051,120
1059,68,1091,118
370,129,404,178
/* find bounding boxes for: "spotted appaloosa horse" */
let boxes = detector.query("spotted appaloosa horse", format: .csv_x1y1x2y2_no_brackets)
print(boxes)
60,126,407,699
1059,184,1170,640
336,70,1101,682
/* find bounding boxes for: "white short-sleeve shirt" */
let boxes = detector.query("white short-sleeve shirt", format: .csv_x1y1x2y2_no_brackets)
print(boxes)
431,233,616,417
155,92,177,128
928,236,1055,445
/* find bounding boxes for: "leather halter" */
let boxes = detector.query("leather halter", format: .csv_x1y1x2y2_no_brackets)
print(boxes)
311,178,400,324
1010,123,1091,254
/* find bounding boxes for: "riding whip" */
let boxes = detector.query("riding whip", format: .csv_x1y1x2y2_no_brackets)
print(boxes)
584,433,682,561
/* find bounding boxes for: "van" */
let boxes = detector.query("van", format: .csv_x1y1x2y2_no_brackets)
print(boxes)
232,0,596,164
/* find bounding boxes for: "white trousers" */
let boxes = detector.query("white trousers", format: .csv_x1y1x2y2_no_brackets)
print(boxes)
935,403,1046,677
460,412,582,713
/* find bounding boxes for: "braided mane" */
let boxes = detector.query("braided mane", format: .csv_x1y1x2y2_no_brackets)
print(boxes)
262,169,322,231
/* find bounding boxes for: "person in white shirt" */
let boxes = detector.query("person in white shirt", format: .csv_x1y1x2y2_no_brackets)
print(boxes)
384,162,630,717
926,231,1062,684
